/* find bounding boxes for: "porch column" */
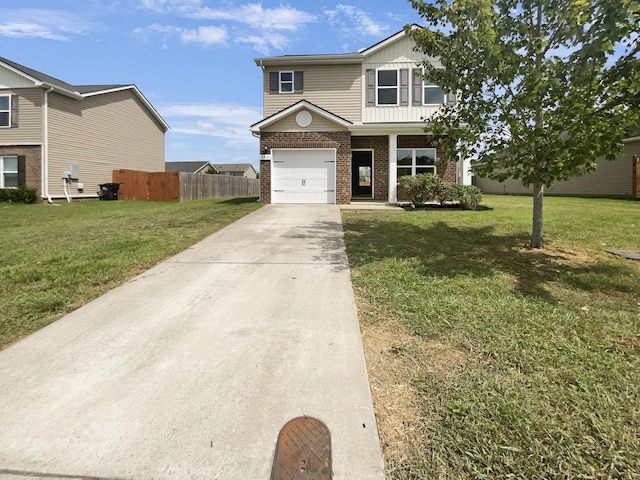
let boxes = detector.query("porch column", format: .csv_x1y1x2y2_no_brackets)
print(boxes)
388,134,398,203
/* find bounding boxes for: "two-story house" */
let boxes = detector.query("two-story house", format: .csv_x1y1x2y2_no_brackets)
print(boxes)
250,26,472,205
0,57,169,202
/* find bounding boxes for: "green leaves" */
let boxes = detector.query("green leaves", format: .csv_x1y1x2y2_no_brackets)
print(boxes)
408,0,640,247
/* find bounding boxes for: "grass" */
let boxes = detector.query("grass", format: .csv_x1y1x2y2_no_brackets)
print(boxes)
341,195,639,479
0,197,261,350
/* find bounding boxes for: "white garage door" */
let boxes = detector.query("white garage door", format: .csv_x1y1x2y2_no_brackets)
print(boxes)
272,149,336,204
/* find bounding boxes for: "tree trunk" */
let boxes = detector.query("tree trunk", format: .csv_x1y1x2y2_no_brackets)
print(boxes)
531,182,544,248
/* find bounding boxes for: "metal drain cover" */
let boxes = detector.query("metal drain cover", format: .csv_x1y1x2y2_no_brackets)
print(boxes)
271,416,332,480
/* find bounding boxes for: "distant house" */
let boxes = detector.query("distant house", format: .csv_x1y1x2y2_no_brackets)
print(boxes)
213,163,258,179
0,57,169,202
473,133,640,198
165,161,218,174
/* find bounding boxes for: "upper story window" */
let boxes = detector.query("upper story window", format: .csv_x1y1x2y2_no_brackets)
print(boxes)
366,68,409,107
397,149,437,179
279,71,293,93
0,155,18,188
269,71,303,94
0,95,11,127
424,77,445,105
377,70,398,105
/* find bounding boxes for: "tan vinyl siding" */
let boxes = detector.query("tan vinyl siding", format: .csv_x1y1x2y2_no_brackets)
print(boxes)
263,64,361,122
474,144,637,197
47,89,165,197
0,88,43,145
262,109,348,132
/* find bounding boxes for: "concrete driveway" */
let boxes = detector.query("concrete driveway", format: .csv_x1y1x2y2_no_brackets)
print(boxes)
0,205,384,480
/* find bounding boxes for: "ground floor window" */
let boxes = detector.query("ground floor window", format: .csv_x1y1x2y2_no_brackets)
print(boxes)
397,148,436,178
0,155,18,188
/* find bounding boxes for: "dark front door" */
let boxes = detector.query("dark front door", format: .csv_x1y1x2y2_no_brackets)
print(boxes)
351,151,373,198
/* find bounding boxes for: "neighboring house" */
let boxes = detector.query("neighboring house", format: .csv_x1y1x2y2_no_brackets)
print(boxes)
474,133,640,198
213,163,258,179
250,26,471,205
0,57,169,201
166,161,218,174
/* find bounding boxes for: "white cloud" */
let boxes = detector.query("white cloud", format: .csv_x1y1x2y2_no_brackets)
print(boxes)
138,23,227,46
324,4,390,48
0,9,92,41
194,3,316,31
161,102,262,142
139,0,203,13
0,22,69,41
135,2,315,53
237,33,288,55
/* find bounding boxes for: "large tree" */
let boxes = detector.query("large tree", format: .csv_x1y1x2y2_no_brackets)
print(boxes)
407,0,639,248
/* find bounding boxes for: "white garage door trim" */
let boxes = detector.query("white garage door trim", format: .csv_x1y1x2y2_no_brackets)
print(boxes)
271,148,337,204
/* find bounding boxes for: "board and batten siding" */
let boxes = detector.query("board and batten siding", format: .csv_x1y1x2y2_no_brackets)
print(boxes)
364,34,445,124
261,108,349,133
474,142,638,197
47,89,165,197
263,64,361,122
0,88,43,145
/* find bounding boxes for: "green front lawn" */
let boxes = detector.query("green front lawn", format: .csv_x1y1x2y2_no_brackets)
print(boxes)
0,198,261,350
342,195,639,479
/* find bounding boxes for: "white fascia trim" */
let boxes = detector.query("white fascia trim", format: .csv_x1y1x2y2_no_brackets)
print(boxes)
622,136,640,143
82,85,170,131
0,61,82,98
250,101,352,133
254,54,362,67
360,25,419,57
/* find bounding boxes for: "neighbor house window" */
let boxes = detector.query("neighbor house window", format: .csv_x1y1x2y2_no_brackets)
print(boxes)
397,149,436,178
0,95,10,127
424,78,445,105
377,70,398,105
0,155,18,188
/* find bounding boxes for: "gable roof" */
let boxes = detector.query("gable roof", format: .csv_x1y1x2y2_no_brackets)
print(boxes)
253,25,420,67
0,57,169,131
213,163,256,174
165,161,217,173
250,100,352,133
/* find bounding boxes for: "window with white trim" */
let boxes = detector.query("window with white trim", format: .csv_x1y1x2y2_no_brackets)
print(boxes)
377,69,398,105
279,71,294,93
0,155,18,188
0,95,10,127
397,149,437,179
423,77,445,105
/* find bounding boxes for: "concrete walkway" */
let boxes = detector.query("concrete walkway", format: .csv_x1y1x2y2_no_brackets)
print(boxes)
0,205,384,480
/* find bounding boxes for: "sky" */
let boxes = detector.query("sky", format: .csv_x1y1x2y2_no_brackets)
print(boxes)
0,1,425,170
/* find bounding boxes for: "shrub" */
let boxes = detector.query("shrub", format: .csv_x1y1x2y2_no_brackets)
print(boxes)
0,186,38,204
459,185,483,210
438,183,465,205
398,173,442,207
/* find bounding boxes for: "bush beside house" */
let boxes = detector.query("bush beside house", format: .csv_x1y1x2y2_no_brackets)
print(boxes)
399,173,482,210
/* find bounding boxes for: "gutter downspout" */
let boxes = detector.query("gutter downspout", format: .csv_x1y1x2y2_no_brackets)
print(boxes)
42,86,54,203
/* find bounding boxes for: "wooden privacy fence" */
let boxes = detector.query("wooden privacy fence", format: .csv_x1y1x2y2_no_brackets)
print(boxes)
113,169,259,201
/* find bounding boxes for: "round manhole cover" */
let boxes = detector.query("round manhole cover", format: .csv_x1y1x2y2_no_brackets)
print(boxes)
271,416,332,480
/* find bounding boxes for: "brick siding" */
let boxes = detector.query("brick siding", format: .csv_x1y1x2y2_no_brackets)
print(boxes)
351,136,388,201
0,145,42,200
398,135,457,183
260,131,351,204
258,132,458,204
